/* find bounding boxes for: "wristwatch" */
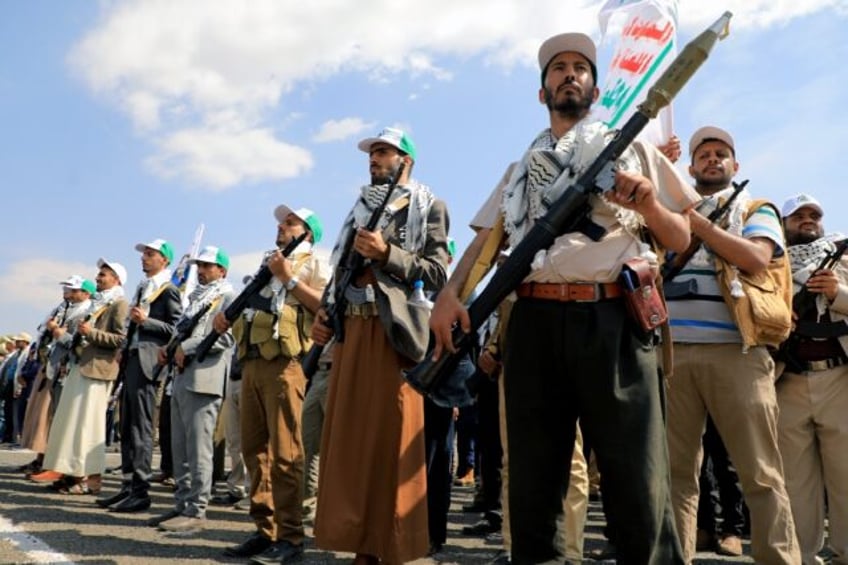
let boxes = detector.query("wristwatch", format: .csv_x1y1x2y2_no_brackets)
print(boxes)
285,276,300,291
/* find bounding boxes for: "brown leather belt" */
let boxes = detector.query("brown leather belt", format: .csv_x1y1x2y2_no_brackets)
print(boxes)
516,281,623,302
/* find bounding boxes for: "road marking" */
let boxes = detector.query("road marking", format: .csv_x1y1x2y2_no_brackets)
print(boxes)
0,514,76,564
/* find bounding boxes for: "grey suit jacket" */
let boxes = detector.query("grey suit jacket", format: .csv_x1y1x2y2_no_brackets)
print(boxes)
77,298,129,381
176,287,236,397
368,198,450,362
136,284,183,380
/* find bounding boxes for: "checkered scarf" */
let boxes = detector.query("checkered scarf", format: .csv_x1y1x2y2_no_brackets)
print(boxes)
501,119,642,251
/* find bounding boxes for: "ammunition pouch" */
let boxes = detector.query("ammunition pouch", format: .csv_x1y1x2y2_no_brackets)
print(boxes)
233,304,314,361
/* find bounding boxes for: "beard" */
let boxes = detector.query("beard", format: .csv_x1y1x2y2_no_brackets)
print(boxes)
693,172,733,194
786,229,823,246
371,162,401,185
543,83,593,118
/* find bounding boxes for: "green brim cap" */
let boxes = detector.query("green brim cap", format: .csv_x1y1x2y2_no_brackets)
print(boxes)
135,238,174,263
357,126,417,162
81,279,97,295
189,245,230,269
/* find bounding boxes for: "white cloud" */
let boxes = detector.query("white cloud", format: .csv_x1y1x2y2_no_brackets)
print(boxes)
146,126,313,189
678,0,847,31
312,118,376,143
0,258,92,311
67,0,843,190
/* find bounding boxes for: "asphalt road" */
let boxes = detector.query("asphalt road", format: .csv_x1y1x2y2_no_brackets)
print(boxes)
0,446,755,564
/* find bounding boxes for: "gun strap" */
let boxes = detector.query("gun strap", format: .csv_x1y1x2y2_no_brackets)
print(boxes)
459,215,506,304
144,281,172,305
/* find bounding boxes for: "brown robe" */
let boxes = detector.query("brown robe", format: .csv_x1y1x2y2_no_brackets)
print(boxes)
20,367,53,453
314,316,429,563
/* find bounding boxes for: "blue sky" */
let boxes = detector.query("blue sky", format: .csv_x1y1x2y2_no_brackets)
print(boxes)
1,0,847,336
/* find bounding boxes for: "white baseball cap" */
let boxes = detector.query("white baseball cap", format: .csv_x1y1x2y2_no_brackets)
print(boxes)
187,245,230,269
273,205,324,244
689,126,735,157
134,238,175,263
537,32,598,80
97,258,128,286
60,275,96,294
357,127,417,161
781,193,824,218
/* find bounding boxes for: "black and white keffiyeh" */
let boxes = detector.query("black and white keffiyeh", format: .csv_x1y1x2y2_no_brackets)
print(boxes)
326,180,435,301
176,278,232,334
501,119,642,251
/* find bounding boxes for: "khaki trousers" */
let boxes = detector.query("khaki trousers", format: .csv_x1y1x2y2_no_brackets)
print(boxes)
498,374,589,561
241,356,305,544
667,343,800,564
222,377,248,498
777,366,848,564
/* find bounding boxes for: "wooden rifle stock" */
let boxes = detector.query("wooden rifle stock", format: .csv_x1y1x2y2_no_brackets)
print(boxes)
194,232,308,363
302,163,406,378
661,179,748,283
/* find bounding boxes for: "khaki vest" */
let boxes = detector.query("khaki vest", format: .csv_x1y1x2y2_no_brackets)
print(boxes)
232,255,314,361
714,199,792,349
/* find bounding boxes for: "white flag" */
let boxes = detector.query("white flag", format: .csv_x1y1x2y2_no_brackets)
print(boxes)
595,0,679,147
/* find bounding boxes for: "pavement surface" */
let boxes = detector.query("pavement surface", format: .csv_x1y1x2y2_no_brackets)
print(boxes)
0,446,757,564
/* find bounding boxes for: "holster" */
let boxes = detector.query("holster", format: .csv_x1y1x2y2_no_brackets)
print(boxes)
620,257,668,332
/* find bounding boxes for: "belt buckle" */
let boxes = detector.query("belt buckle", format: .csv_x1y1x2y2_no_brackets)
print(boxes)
571,283,599,303
807,359,830,372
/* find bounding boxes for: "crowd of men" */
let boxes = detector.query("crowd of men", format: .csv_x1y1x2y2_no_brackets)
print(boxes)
1,29,846,565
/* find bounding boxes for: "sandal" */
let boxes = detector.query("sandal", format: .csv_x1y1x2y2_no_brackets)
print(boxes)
60,481,99,495
48,475,74,491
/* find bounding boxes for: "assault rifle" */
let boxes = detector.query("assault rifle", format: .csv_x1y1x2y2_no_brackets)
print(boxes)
151,299,218,378
194,232,308,363
112,284,145,396
301,163,406,378
35,300,68,355
661,179,747,283
776,238,848,372
404,12,733,399
792,238,848,326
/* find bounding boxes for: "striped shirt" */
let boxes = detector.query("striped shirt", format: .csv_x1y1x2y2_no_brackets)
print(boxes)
667,199,784,344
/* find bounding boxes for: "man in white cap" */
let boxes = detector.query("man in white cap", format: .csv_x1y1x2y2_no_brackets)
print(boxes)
311,126,449,564
18,287,73,476
776,193,848,563
28,276,96,484
41,260,128,495
218,207,327,563
97,239,182,513
430,32,700,563
148,245,235,533
663,126,800,562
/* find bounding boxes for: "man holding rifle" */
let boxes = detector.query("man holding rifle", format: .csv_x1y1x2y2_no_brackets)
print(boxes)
777,194,848,563
149,245,235,533
664,127,800,563
310,127,449,565
219,206,326,564
430,33,699,563
97,239,182,513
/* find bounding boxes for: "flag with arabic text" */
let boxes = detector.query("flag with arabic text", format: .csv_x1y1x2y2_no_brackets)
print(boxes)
594,0,678,147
